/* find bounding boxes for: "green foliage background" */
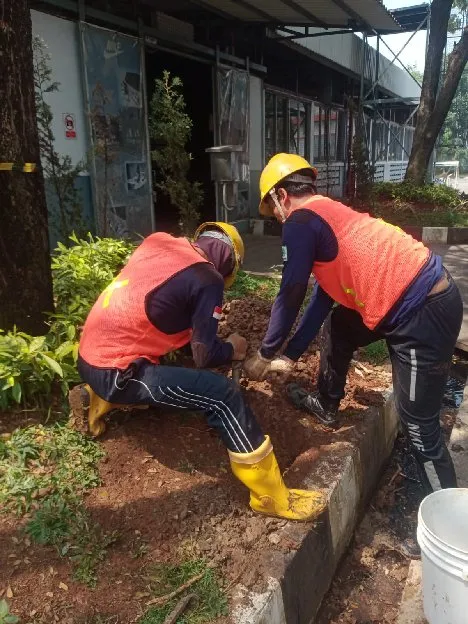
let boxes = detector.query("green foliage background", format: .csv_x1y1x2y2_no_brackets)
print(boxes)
0,235,135,409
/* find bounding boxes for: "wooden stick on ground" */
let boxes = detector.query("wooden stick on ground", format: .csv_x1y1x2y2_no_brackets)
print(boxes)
145,571,205,607
162,593,196,624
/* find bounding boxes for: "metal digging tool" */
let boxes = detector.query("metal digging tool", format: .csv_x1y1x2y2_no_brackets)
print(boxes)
232,360,243,386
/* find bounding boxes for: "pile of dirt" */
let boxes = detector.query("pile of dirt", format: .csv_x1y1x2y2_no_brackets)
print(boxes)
0,296,391,623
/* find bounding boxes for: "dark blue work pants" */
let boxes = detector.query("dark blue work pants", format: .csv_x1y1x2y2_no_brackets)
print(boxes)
318,275,463,492
78,356,264,454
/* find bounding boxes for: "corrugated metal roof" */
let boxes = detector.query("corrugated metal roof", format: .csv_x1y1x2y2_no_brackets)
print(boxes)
191,0,401,32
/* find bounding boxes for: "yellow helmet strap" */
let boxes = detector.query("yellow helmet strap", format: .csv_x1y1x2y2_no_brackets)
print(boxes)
269,189,287,223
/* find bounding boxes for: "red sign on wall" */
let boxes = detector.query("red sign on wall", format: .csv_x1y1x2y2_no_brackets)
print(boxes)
63,113,77,139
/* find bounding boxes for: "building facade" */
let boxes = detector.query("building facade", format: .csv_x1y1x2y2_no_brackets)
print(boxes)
30,1,421,241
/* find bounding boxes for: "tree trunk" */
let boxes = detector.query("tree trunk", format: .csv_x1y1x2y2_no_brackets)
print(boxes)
0,0,54,334
405,0,468,184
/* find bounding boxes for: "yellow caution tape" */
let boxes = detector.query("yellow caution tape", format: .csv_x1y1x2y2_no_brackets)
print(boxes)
0,162,37,172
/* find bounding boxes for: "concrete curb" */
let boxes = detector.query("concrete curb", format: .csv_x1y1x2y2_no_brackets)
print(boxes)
232,394,399,624
402,226,468,244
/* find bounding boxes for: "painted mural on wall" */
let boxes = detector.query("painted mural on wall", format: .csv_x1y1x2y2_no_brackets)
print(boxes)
82,24,153,237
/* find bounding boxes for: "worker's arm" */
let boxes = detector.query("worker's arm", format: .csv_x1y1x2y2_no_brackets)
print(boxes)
190,275,234,368
146,264,233,369
283,284,334,361
260,219,316,359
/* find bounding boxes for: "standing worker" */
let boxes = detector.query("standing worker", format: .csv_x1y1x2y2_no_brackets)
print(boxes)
71,222,325,521
245,154,463,494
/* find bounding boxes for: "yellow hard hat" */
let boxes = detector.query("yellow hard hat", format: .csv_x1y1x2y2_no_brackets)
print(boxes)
194,221,244,288
259,153,318,217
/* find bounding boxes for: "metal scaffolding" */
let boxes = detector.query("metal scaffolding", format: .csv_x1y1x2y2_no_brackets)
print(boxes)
358,4,430,176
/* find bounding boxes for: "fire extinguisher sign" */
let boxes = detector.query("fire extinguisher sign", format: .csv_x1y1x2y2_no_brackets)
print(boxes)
63,113,77,139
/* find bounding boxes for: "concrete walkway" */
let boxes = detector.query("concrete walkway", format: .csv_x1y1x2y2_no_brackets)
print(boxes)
243,234,283,276
243,236,468,351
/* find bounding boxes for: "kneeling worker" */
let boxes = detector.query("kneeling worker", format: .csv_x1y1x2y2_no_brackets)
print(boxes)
73,222,325,521
245,154,463,494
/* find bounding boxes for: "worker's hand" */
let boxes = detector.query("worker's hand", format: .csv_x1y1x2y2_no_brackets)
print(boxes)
226,333,248,361
244,350,271,381
269,355,295,379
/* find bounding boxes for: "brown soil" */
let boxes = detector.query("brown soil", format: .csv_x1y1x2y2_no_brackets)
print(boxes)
0,297,391,623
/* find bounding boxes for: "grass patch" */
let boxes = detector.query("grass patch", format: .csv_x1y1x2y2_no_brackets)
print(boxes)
25,494,118,587
360,340,389,365
0,423,113,586
226,270,279,302
139,559,228,624
0,423,104,515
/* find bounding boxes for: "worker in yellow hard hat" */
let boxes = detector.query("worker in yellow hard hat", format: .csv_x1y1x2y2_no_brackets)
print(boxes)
70,221,326,522
245,153,462,495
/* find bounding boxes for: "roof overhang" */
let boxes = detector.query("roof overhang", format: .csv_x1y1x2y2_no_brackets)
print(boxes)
389,3,429,32
188,0,401,33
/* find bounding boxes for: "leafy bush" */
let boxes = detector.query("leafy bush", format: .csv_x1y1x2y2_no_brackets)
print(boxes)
52,233,134,316
368,181,468,227
0,234,135,409
371,181,463,208
149,71,203,235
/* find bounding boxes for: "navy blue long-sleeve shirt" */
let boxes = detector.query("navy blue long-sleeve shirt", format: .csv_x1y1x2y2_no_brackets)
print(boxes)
260,207,443,361
146,263,233,368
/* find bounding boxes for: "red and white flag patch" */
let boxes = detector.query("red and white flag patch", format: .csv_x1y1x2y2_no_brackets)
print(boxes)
212,306,223,320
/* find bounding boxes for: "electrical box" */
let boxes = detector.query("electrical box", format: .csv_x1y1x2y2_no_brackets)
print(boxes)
206,145,243,182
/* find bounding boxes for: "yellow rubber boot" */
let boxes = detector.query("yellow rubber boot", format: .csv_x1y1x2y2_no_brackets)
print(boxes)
228,436,326,521
69,384,127,437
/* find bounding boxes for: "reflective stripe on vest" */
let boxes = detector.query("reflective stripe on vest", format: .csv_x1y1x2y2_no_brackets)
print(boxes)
79,233,209,369
291,197,430,329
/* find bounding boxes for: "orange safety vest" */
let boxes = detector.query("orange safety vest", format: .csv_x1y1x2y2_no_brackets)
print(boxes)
290,196,430,329
79,233,209,369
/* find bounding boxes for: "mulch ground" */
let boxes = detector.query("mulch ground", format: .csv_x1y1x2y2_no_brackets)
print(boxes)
0,297,392,623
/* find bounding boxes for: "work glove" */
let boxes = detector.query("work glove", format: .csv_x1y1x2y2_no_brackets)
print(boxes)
244,350,272,381
226,333,248,361
269,355,295,379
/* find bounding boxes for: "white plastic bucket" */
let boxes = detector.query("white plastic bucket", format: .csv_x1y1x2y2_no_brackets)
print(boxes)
417,488,468,624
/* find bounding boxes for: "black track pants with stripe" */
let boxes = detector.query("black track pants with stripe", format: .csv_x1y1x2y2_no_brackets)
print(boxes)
78,356,265,454
318,276,463,492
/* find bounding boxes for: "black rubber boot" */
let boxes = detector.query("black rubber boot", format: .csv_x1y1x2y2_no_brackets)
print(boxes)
287,384,340,429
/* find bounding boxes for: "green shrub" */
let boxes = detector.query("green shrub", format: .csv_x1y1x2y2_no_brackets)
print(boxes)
52,233,135,317
371,181,463,208
0,234,135,409
0,330,71,409
368,182,468,227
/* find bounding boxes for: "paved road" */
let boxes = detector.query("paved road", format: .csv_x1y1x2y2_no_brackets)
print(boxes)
244,236,468,351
